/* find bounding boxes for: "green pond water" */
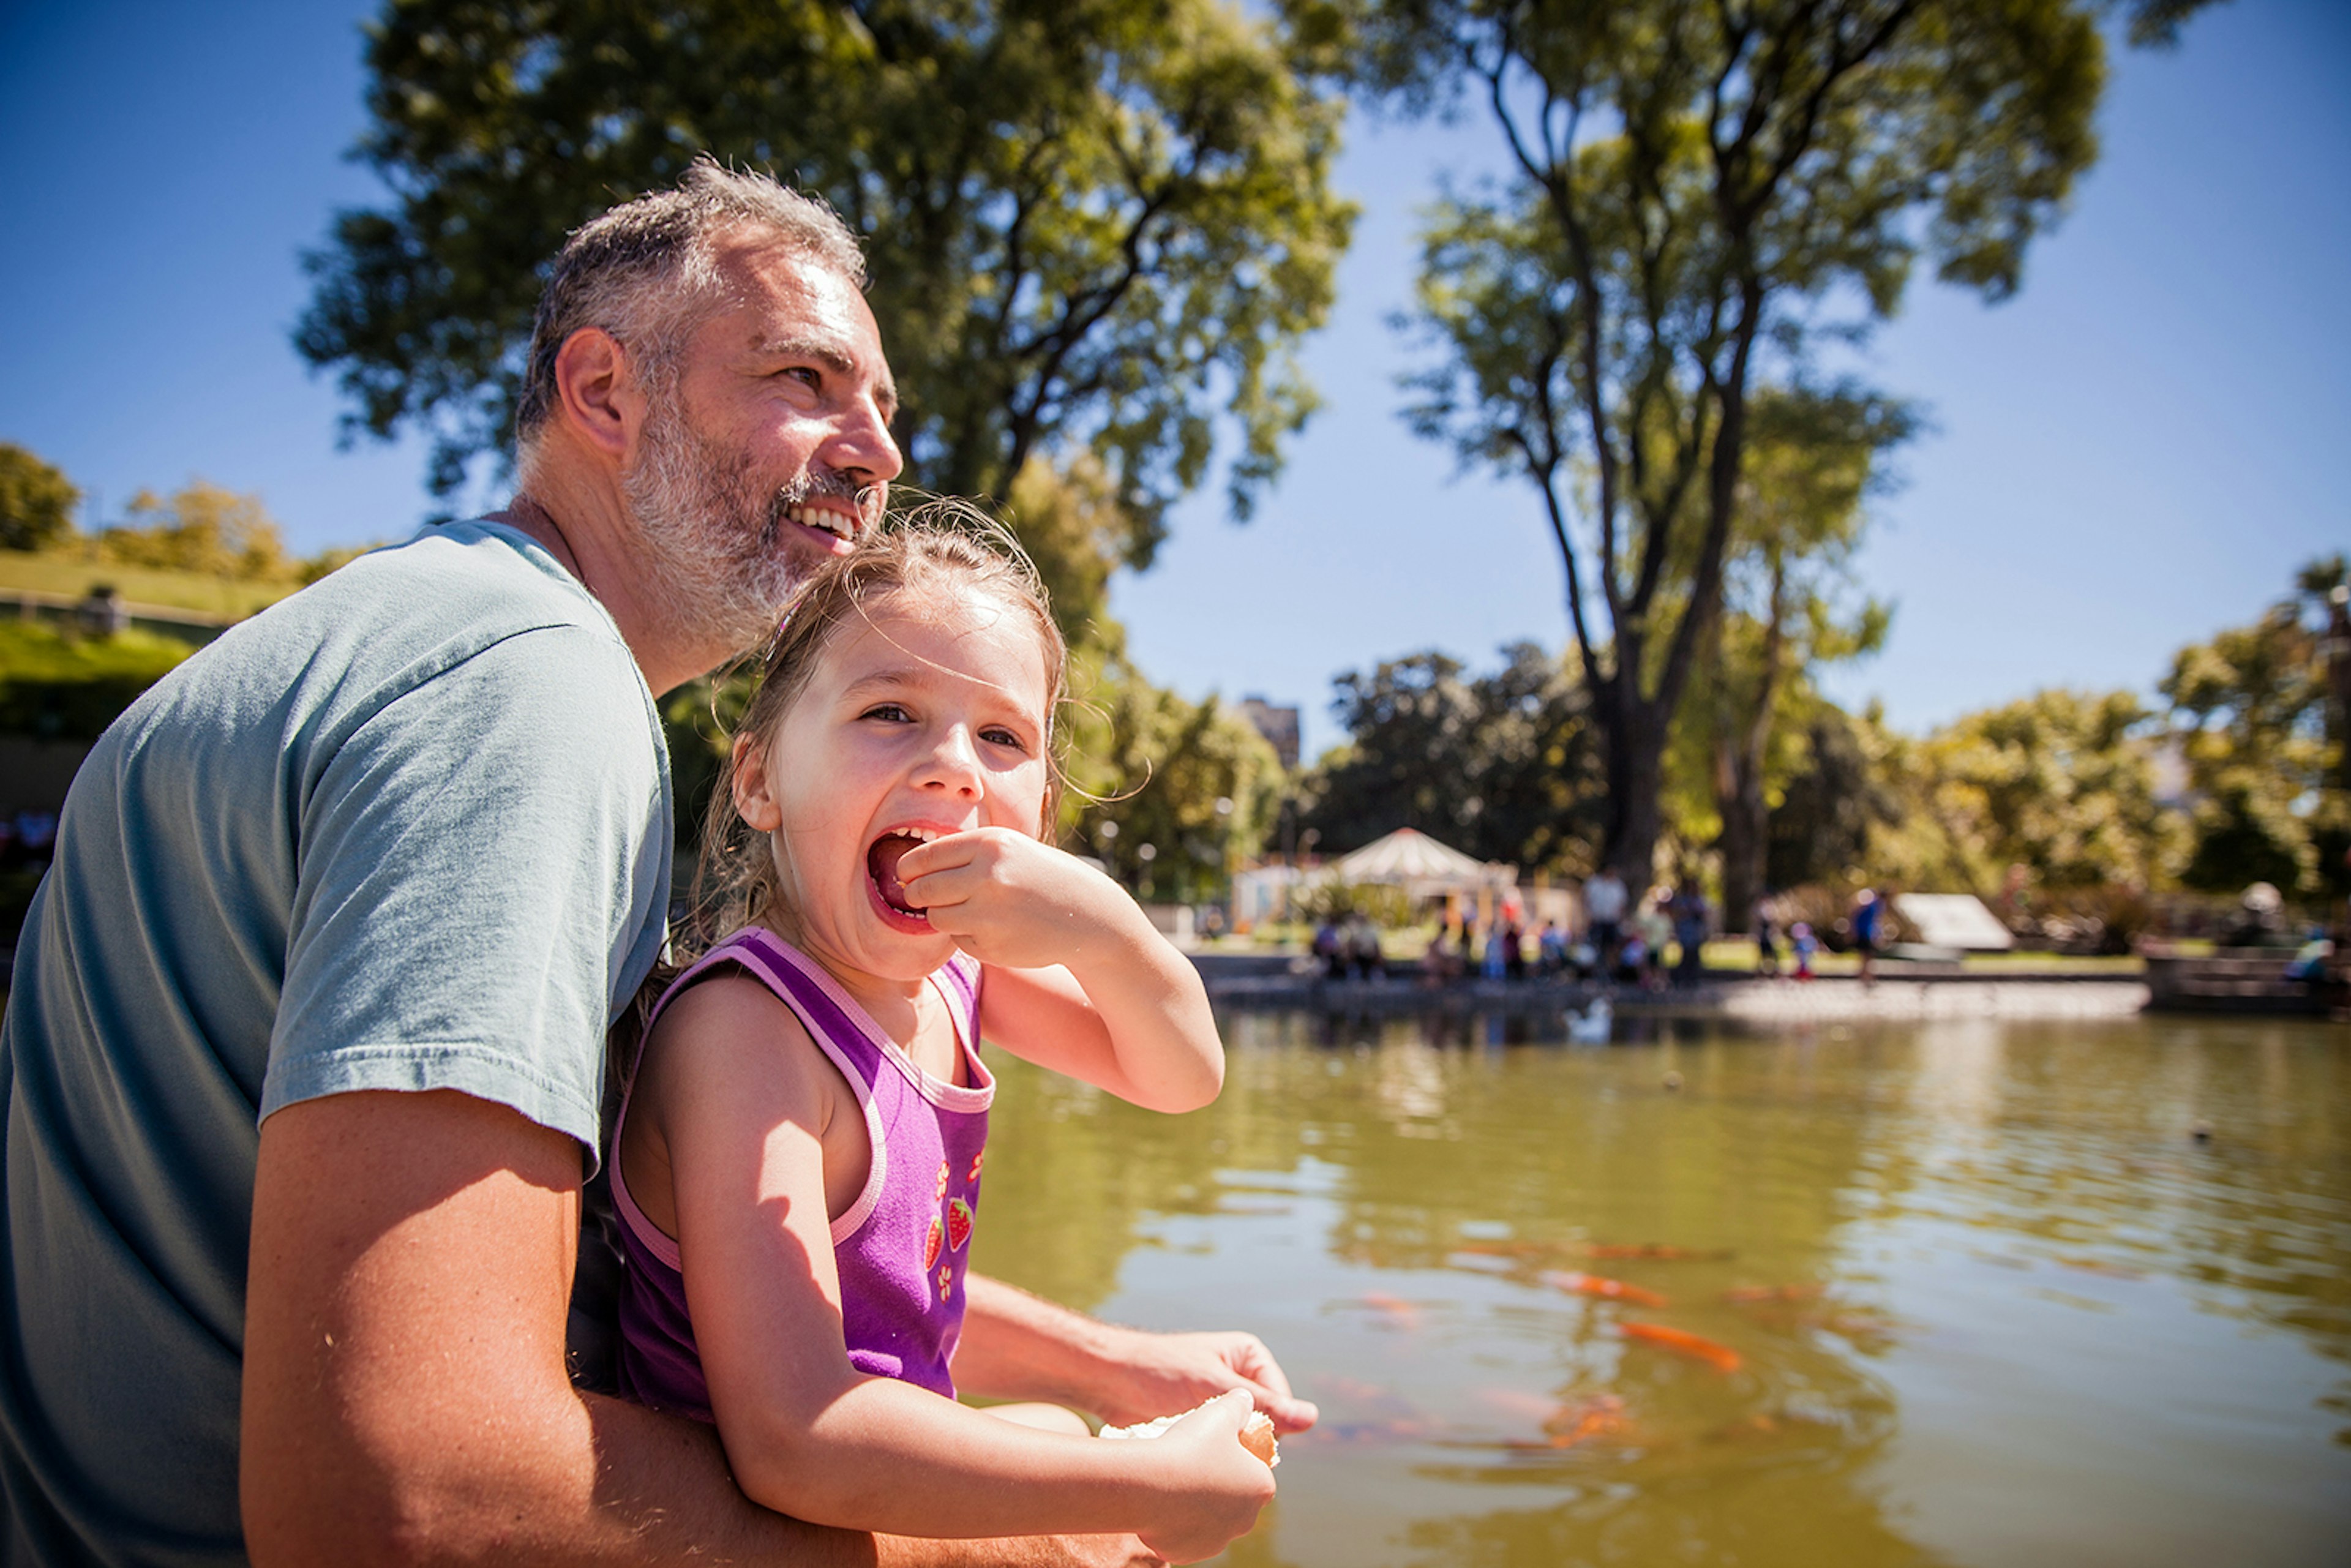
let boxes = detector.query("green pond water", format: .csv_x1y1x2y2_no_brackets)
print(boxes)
969,1009,2351,1567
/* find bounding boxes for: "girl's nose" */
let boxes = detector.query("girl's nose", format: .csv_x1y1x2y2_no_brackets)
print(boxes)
915,727,983,796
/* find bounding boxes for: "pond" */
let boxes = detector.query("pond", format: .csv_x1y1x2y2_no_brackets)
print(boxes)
969,1008,2351,1567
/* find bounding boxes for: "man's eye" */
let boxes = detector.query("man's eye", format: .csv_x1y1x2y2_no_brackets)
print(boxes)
782,366,821,389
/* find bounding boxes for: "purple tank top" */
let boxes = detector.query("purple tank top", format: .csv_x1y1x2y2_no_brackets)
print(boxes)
610,926,991,1421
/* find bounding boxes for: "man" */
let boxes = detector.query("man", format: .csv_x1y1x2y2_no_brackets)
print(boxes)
0,160,1308,1567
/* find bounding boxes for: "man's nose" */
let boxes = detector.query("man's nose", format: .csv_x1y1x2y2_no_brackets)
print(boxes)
828,389,904,487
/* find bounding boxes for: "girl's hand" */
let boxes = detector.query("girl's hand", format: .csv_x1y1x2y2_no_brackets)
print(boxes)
902,830,1224,1116
896,828,1134,970
1131,1391,1278,1564
1092,1328,1319,1436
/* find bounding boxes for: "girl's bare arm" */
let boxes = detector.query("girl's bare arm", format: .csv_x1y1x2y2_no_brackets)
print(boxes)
639,979,1266,1556
895,830,1224,1111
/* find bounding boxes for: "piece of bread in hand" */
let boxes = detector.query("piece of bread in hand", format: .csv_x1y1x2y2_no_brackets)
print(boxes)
1100,1400,1281,1468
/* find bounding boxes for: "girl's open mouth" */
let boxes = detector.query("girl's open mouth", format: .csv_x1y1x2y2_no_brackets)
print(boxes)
866,831,934,926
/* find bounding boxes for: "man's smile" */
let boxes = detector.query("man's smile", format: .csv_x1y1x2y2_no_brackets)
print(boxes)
786,500,863,544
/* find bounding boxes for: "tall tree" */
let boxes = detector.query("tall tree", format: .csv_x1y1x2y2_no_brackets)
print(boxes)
298,0,1355,564
1286,0,2200,882
302,3,1360,881
0,444,80,553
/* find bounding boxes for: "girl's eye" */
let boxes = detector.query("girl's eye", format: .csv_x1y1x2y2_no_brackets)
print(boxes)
861,702,912,723
980,726,1030,752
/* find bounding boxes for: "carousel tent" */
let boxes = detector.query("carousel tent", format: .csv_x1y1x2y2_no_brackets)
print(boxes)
1330,828,1517,901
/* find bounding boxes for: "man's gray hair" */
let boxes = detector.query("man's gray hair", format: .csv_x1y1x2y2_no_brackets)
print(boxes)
514,157,867,456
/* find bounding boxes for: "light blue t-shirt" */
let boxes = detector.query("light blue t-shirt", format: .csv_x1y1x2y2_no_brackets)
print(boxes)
0,521,672,1566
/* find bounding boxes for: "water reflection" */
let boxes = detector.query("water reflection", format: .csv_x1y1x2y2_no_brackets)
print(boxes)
969,1010,2351,1567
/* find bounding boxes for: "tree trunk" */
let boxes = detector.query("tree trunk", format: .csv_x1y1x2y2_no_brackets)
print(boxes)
1602,691,1668,887
1715,751,1769,935
1712,552,1787,936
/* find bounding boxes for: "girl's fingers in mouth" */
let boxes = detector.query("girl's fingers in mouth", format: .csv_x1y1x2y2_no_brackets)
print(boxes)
894,865,972,909
890,833,982,882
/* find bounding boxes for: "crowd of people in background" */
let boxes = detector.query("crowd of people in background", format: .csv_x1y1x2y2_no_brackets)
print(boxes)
1311,909,1388,980
1316,879,1907,991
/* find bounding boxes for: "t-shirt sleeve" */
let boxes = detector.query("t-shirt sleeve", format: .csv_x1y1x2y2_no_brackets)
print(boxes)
260,625,668,1155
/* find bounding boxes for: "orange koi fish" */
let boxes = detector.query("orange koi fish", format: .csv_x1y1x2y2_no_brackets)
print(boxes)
1619,1320,1742,1373
1540,1270,1668,1308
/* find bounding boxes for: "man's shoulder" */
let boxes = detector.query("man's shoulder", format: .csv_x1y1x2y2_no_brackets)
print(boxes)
179,522,642,724
280,525,663,796
312,519,621,647
83,519,657,817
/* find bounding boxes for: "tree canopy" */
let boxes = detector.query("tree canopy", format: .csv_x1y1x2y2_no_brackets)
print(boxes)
98,482,294,582
1884,687,2188,896
1764,702,1902,891
1286,0,2161,882
2161,557,2348,896
1301,643,1602,870
0,445,81,553
298,0,1355,560
1062,678,1286,903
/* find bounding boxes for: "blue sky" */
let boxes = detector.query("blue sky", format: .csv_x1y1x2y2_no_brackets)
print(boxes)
2,1,2344,761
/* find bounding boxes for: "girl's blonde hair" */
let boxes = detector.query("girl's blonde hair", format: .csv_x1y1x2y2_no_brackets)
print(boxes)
678,501,1069,961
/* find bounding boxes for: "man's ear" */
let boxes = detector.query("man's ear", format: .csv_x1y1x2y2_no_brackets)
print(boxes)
732,731,783,833
551,327,645,462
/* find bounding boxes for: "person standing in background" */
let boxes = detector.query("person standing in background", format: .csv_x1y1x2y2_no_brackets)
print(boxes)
1583,868,1629,974
1852,888,1887,986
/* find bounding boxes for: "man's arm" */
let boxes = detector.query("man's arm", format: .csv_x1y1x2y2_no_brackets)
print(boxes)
955,1277,1320,1435
242,1089,1166,1567
242,1088,881,1565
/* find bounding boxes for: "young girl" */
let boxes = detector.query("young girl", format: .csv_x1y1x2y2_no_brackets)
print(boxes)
610,519,1275,1562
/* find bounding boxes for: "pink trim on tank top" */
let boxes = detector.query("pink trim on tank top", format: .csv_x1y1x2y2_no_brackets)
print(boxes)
609,929,989,1262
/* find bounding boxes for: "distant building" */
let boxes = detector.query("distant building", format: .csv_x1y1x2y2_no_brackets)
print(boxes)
1237,695,1300,771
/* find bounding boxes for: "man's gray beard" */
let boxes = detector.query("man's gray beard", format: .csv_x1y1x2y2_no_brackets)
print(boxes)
624,405,803,659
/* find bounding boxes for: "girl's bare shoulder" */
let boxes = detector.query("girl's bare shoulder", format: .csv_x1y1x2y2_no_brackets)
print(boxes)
639,965,834,1103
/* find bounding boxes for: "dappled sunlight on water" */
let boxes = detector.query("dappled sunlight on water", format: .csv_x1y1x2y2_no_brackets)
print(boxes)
970,1012,2351,1567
